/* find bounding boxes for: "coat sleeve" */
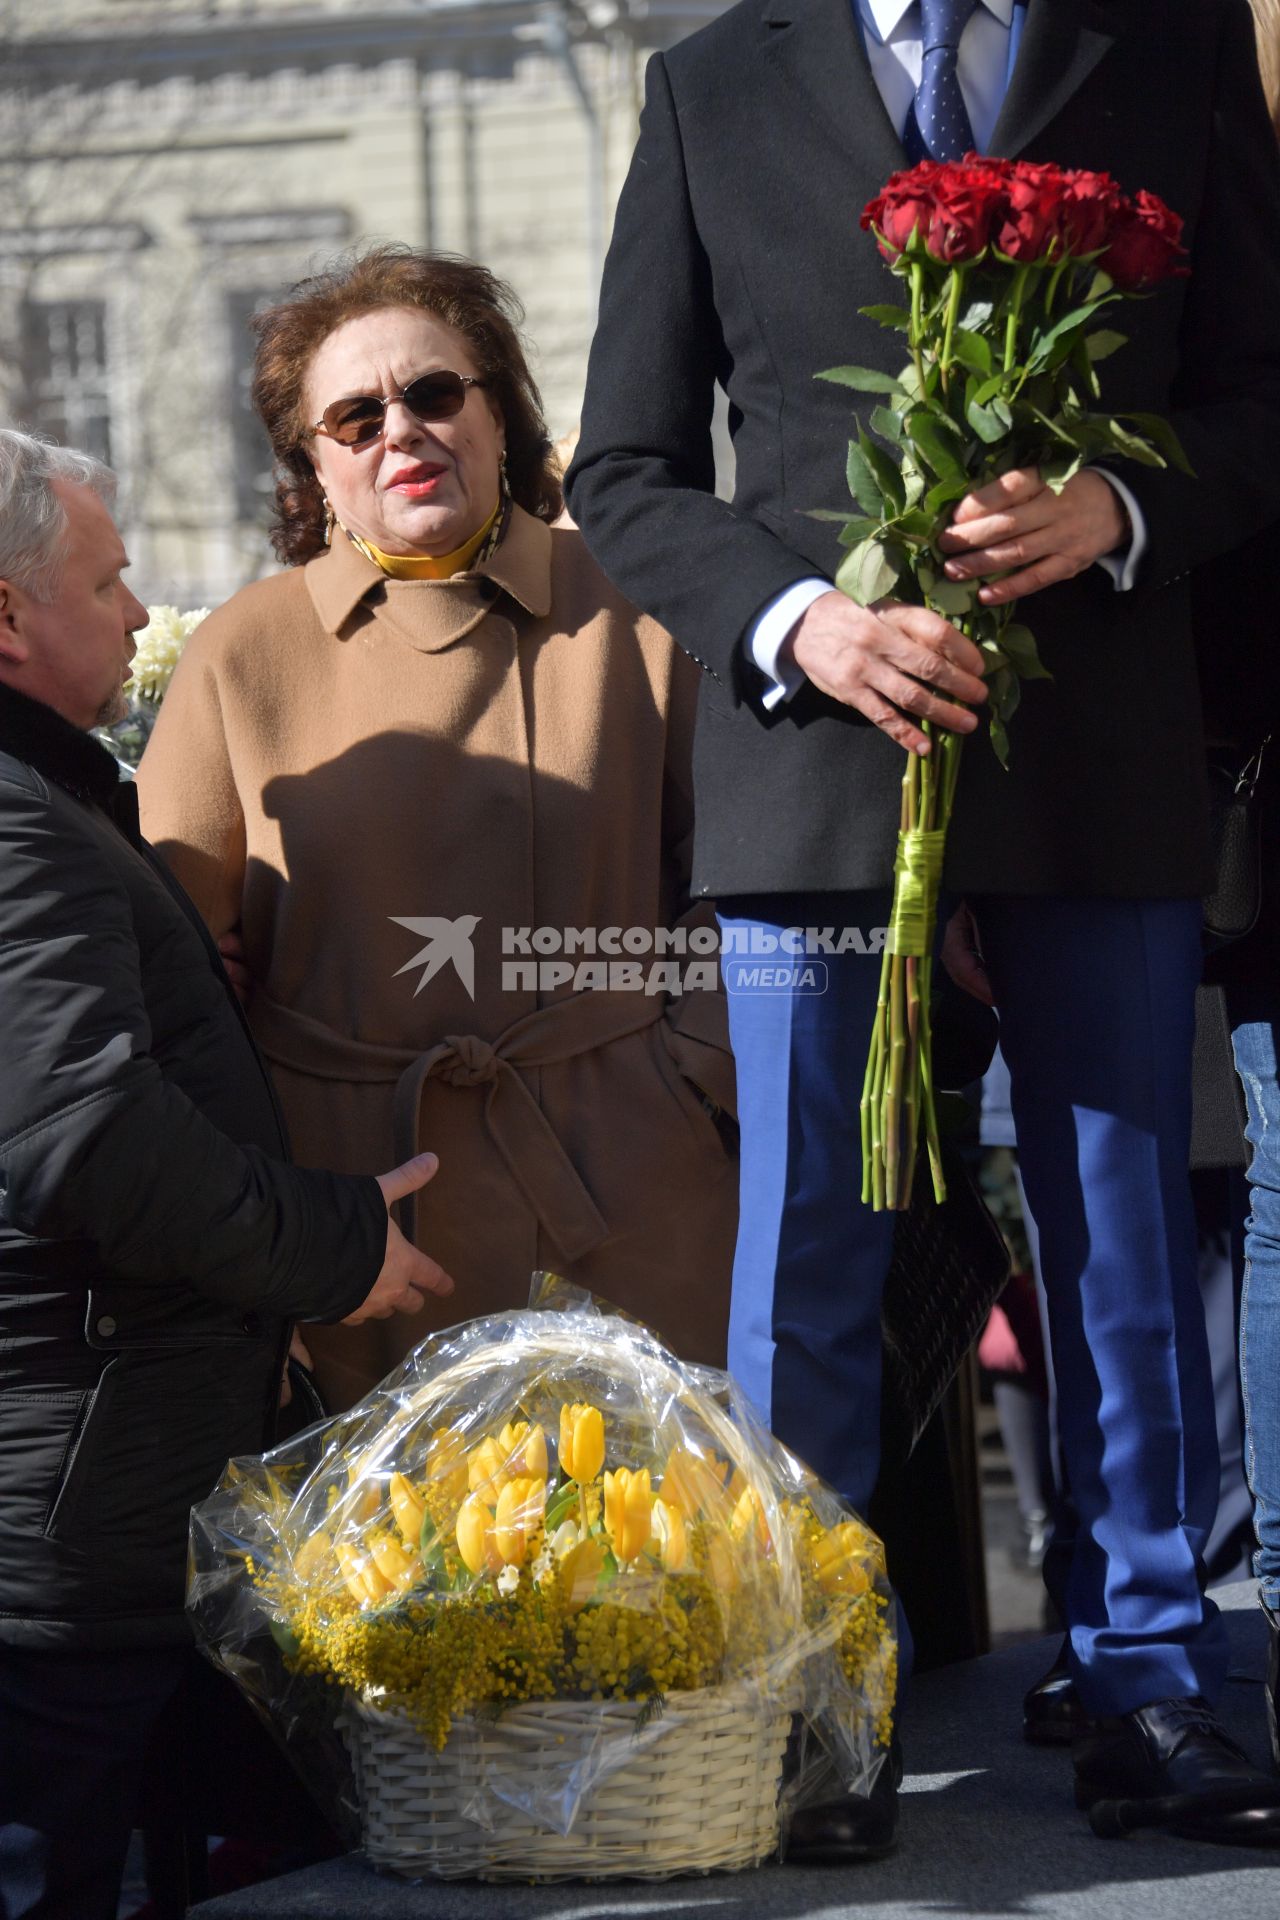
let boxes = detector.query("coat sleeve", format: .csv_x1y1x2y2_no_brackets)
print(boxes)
566,52,822,700
1122,1,1280,588
135,622,247,939
0,776,384,1324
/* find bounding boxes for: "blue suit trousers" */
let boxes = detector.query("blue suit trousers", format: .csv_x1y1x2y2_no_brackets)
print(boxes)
720,890,1228,1716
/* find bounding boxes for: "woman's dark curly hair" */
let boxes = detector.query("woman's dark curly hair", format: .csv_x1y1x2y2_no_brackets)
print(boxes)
251,246,563,566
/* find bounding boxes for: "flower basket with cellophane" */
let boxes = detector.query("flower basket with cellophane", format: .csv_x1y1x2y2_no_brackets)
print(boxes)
187,1279,898,1881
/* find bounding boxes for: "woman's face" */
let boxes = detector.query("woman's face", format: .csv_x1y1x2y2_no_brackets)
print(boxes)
303,307,505,557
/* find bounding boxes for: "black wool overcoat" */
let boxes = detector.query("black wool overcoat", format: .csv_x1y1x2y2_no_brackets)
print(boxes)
568,0,1280,899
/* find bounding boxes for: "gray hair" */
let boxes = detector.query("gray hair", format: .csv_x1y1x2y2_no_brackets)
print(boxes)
0,429,117,603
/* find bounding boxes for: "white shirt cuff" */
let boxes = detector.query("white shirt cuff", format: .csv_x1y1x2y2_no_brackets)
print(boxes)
1092,469,1147,592
746,578,832,709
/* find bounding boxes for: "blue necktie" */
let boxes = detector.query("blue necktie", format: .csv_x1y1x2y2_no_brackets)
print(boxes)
902,0,979,164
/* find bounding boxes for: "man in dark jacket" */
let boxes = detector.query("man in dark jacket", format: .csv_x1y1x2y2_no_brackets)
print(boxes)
0,429,454,1919
568,0,1280,1855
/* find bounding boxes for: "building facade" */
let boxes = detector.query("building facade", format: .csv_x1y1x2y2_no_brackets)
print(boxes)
1,0,727,604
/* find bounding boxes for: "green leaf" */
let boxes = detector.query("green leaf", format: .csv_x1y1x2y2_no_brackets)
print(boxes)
859,303,913,332
1027,299,1120,371
1039,453,1085,494
926,576,978,617
989,714,1010,768
950,328,994,377
870,404,906,443
1084,328,1128,363
817,366,908,396
960,299,995,331
837,516,887,548
269,1618,301,1659
859,429,906,515
910,414,969,483
845,440,885,516
998,622,1053,681
836,536,901,607
1120,411,1196,477
971,373,1008,408
924,477,971,514
1106,419,1167,468
1087,269,1115,301
893,508,938,539
805,508,863,522
897,362,925,401
967,396,1014,445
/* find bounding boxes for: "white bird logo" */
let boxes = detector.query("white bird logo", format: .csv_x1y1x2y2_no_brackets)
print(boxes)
389,915,481,999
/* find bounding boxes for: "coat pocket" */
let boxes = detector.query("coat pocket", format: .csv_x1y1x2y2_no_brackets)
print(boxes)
42,1358,120,1542
0,1381,101,1541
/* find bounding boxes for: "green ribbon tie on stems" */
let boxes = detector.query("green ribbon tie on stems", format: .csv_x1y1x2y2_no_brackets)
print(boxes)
886,828,947,957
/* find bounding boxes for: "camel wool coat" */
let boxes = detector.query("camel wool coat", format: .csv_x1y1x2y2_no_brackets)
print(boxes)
136,507,737,1408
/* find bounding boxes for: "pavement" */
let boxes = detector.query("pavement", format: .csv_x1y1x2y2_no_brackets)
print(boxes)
190,1582,1280,1920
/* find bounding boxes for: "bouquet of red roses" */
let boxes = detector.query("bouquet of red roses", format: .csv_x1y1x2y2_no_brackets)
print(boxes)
819,155,1190,1211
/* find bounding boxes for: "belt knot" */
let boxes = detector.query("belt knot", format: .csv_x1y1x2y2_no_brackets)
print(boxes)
438,1033,500,1087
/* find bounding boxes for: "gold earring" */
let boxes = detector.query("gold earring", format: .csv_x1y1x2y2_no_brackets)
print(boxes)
498,450,511,502
321,496,335,548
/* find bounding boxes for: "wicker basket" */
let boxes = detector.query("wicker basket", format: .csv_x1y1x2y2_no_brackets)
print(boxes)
343,1683,793,1880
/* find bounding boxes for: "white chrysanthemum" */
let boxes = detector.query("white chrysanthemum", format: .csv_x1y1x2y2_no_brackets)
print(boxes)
496,1563,521,1597
128,605,210,704
531,1544,555,1587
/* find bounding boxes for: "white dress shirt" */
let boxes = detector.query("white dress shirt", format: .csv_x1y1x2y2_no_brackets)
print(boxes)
748,0,1146,708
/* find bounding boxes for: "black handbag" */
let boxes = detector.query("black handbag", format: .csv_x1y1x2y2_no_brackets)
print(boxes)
1203,736,1270,946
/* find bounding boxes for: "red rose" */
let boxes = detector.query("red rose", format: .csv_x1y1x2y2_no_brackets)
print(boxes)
925,160,1009,261
993,160,1068,262
1059,168,1125,254
1100,189,1188,288
862,160,944,259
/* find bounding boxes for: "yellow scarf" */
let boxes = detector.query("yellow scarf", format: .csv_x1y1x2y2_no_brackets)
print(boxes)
345,499,501,580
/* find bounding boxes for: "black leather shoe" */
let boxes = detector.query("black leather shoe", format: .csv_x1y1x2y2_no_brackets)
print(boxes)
785,1742,900,1863
1264,1603,1280,1769
1074,1696,1280,1845
1023,1639,1092,1746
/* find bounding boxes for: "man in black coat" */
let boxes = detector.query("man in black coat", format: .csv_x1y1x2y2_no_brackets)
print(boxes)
0,429,454,1919
569,0,1280,1854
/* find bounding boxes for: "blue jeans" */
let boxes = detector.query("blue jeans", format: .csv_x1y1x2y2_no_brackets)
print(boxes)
1230,1018,1280,1613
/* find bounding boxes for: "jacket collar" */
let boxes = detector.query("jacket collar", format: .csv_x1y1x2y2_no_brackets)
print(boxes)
760,0,1128,171
0,680,124,808
303,502,554,640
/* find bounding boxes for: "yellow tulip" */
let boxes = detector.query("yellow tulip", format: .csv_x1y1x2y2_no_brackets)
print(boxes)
493,1475,546,1567
389,1472,427,1550
335,1541,391,1606
292,1530,331,1584
498,1420,548,1479
705,1532,740,1595
425,1428,468,1506
730,1482,771,1552
603,1466,652,1562
344,1462,380,1528
661,1446,731,1523
559,1403,605,1483
650,1496,688,1572
812,1522,873,1596
369,1534,418,1593
467,1436,507,1496
455,1492,495,1576
559,1536,606,1608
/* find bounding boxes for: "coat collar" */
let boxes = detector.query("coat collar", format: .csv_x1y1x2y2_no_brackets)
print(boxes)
0,680,124,808
303,502,554,643
759,0,1128,171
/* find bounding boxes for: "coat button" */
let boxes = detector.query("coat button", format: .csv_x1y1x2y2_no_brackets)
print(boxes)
96,1315,117,1338
242,1311,262,1335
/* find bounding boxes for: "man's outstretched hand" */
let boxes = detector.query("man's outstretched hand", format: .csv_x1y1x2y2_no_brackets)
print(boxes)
783,591,988,757
342,1152,454,1325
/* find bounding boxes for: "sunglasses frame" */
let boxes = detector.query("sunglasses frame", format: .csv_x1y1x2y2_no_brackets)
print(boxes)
307,371,488,447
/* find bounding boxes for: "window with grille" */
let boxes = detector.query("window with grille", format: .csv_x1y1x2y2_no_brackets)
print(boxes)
20,301,113,465
227,288,278,527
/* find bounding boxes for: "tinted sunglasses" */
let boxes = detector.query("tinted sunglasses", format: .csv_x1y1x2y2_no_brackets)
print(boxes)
309,370,487,448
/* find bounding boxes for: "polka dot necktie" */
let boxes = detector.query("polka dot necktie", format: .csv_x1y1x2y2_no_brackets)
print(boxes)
902,0,979,163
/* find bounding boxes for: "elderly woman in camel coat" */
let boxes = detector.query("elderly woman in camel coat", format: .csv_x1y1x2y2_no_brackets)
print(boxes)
137,248,736,1409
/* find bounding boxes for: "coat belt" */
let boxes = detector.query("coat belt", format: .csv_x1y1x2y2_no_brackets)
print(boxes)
248,989,668,1261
